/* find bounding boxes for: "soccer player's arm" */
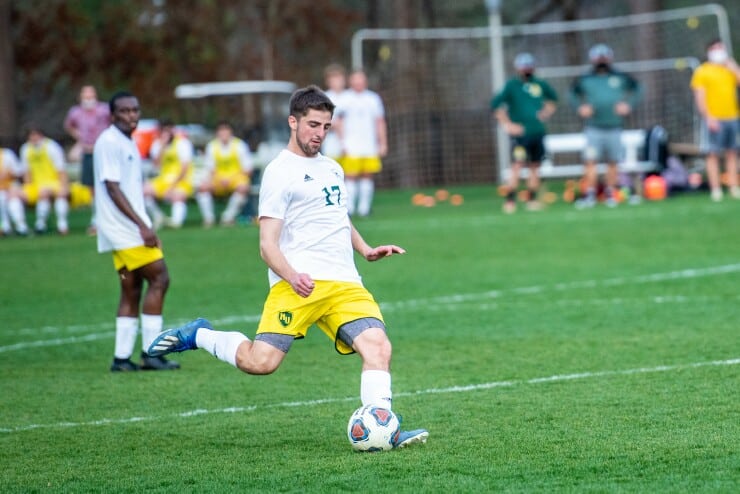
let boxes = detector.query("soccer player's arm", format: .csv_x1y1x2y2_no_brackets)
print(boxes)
63,110,79,141
171,139,193,186
238,140,254,177
350,222,405,262
690,70,717,130
105,181,160,248
538,82,558,122
375,97,388,158
625,73,643,109
259,217,315,298
49,141,69,194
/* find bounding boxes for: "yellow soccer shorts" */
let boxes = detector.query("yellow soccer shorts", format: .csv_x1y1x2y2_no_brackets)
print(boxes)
256,280,385,355
22,181,63,205
149,174,193,199
112,245,164,271
341,156,382,176
211,171,250,197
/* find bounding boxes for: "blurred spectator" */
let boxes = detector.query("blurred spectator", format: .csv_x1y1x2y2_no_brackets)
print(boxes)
690,39,740,202
64,85,110,234
569,44,643,208
0,147,24,235
322,63,347,161
144,121,193,228
491,52,558,214
17,126,70,234
335,69,387,217
196,121,253,227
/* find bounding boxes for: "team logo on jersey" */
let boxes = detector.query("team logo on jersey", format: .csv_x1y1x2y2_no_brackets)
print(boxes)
608,76,621,88
304,174,314,182
524,83,542,98
278,311,293,327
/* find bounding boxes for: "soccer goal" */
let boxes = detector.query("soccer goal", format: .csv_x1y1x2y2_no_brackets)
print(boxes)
351,4,731,187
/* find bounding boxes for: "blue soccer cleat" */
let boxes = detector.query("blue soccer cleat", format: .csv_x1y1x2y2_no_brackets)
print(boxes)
393,428,429,449
147,318,213,357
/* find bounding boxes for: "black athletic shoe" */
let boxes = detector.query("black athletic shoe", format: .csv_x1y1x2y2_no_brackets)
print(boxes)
140,352,181,371
110,358,140,372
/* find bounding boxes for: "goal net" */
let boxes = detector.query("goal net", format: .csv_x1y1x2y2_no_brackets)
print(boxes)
353,4,731,187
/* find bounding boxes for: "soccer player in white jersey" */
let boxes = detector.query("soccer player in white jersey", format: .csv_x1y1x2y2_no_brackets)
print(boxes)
335,69,387,217
321,63,347,162
94,91,179,372
148,85,428,449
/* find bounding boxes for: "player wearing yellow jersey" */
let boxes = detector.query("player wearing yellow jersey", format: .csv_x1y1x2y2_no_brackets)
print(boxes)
144,121,194,228
690,39,740,202
195,121,253,227
0,147,25,236
17,126,70,234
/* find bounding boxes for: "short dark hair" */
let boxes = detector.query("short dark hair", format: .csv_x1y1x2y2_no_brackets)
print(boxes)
289,85,334,119
706,38,723,51
216,120,233,130
109,91,136,113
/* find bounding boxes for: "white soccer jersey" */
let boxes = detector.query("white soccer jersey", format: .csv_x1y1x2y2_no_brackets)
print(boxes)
259,149,361,287
322,89,344,158
338,89,385,157
93,125,152,253
0,148,21,176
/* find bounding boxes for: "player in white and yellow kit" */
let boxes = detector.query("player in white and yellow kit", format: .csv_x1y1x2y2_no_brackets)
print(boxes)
0,147,25,235
94,91,179,372
196,121,253,227
144,121,193,228
17,127,70,234
148,86,427,450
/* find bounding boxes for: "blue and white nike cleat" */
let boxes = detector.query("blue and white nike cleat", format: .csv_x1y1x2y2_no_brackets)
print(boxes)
393,428,429,449
147,318,213,357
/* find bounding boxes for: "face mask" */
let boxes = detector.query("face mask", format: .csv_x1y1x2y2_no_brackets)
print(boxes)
708,48,728,64
81,98,96,109
521,71,534,80
595,62,610,71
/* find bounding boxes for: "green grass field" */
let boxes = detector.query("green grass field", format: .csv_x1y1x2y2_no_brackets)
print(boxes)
1,185,738,493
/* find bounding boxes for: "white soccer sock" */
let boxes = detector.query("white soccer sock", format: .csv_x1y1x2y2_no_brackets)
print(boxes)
357,178,375,217
54,197,69,231
345,179,358,215
114,316,139,360
0,191,9,232
140,313,163,352
35,198,50,229
360,370,393,410
221,192,246,223
171,200,187,227
196,192,215,224
195,328,249,367
8,197,27,233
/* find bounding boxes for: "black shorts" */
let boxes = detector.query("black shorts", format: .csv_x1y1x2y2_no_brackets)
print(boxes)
511,135,546,164
81,152,94,187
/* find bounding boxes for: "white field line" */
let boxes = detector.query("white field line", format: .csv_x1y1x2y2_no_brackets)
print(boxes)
1,357,737,434
2,263,740,354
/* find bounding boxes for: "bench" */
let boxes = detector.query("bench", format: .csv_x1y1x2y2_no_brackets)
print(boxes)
503,129,657,179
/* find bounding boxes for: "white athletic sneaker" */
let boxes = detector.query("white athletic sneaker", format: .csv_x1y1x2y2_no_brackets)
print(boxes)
710,188,723,202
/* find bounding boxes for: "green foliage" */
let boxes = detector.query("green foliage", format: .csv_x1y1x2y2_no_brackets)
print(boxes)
1,186,739,492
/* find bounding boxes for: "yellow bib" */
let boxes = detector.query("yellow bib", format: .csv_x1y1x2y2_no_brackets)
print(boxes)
213,139,242,175
26,140,59,184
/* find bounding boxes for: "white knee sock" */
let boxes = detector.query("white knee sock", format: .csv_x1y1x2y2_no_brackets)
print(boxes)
54,197,69,232
171,200,187,227
221,192,246,223
357,178,374,217
8,197,27,233
345,179,358,215
114,316,139,360
36,198,50,229
195,328,249,367
361,370,393,410
140,313,163,352
145,196,164,220
196,192,215,225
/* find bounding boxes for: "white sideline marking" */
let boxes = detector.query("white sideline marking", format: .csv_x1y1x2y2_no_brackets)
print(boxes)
1,357,737,434
2,263,740,353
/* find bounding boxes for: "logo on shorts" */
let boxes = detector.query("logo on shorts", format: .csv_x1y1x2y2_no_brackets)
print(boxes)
278,311,293,327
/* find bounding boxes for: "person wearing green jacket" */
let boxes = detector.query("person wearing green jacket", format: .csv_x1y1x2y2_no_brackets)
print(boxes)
492,53,558,214
570,44,643,208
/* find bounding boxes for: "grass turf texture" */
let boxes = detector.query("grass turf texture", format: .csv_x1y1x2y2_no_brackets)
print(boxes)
1,185,738,493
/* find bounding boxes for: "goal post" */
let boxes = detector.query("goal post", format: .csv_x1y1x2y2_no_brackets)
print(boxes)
350,3,731,187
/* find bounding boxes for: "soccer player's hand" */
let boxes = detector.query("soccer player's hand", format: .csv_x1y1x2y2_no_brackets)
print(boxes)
139,225,160,248
577,104,594,119
705,116,720,132
614,102,631,116
365,245,406,262
505,122,524,136
289,273,315,298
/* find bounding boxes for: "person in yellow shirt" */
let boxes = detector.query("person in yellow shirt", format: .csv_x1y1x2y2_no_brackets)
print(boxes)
195,121,253,227
690,39,740,202
17,126,70,234
0,147,25,236
144,121,194,228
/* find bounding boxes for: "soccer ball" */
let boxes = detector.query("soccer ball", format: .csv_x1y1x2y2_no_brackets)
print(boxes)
347,405,400,452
